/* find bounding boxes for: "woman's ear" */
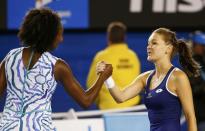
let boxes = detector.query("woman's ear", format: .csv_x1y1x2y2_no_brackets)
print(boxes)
166,44,173,55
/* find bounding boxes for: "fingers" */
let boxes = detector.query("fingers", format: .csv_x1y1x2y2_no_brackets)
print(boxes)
100,61,107,64
101,64,113,74
96,61,110,75
96,61,107,67
96,61,106,75
105,64,112,70
101,64,113,80
105,64,113,74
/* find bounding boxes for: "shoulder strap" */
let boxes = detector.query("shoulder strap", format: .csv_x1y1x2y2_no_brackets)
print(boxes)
164,66,175,81
145,70,155,92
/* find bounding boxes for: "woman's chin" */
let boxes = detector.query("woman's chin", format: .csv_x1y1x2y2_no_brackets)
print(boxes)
147,57,154,62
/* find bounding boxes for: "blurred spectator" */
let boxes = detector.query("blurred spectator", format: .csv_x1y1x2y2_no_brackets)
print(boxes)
189,31,205,131
86,21,141,110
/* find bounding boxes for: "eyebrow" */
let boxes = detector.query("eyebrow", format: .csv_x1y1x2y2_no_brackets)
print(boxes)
148,39,157,43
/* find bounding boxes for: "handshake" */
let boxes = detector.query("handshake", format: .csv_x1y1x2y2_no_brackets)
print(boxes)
96,61,115,89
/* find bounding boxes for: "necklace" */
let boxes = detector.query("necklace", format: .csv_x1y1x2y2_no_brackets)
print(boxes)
152,75,165,83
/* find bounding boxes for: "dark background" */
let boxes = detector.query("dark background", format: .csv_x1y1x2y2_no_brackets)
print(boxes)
90,0,205,30
0,0,6,30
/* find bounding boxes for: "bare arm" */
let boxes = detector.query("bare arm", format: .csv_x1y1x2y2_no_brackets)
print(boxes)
0,60,7,97
54,59,112,109
108,71,149,103
86,57,100,104
174,70,197,131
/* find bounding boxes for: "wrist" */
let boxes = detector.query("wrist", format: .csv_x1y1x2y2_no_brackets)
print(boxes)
104,76,115,89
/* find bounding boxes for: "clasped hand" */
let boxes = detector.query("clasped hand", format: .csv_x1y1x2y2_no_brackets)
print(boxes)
96,61,113,80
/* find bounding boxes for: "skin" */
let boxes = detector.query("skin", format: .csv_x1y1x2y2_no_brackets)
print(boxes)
97,32,197,131
0,27,113,109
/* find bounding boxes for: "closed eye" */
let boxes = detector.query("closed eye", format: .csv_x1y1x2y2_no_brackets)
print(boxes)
152,42,157,45
147,41,157,47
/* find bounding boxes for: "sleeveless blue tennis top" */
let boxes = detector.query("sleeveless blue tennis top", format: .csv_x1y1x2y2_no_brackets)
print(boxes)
144,66,182,131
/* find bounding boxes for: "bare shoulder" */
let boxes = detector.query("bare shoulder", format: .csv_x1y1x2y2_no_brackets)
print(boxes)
172,68,188,79
55,59,71,69
170,68,189,84
56,58,67,65
54,59,72,81
137,70,153,84
0,59,5,66
141,70,153,78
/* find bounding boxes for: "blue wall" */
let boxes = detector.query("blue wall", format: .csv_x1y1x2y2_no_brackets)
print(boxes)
0,32,189,112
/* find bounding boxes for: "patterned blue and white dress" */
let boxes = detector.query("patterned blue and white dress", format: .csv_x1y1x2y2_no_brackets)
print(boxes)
0,47,58,131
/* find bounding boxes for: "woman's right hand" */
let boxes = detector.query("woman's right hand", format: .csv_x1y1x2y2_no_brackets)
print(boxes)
97,61,113,81
96,61,106,74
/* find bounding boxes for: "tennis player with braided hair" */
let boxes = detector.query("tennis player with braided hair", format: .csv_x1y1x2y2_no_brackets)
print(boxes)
0,8,112,130
97,28,199,131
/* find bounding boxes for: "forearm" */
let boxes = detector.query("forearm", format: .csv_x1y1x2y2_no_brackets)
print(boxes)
104,76,141,103
55,60,111,109
102,76,125,103
109,87,125,103
186,114,197,131
85,75,104,106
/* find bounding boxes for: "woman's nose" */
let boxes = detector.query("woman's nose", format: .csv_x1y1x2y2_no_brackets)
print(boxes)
147,44,151,49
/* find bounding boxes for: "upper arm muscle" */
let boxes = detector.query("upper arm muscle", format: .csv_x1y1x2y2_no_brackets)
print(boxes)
54,59,86,101
122,71,151,101
174,70,195,117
